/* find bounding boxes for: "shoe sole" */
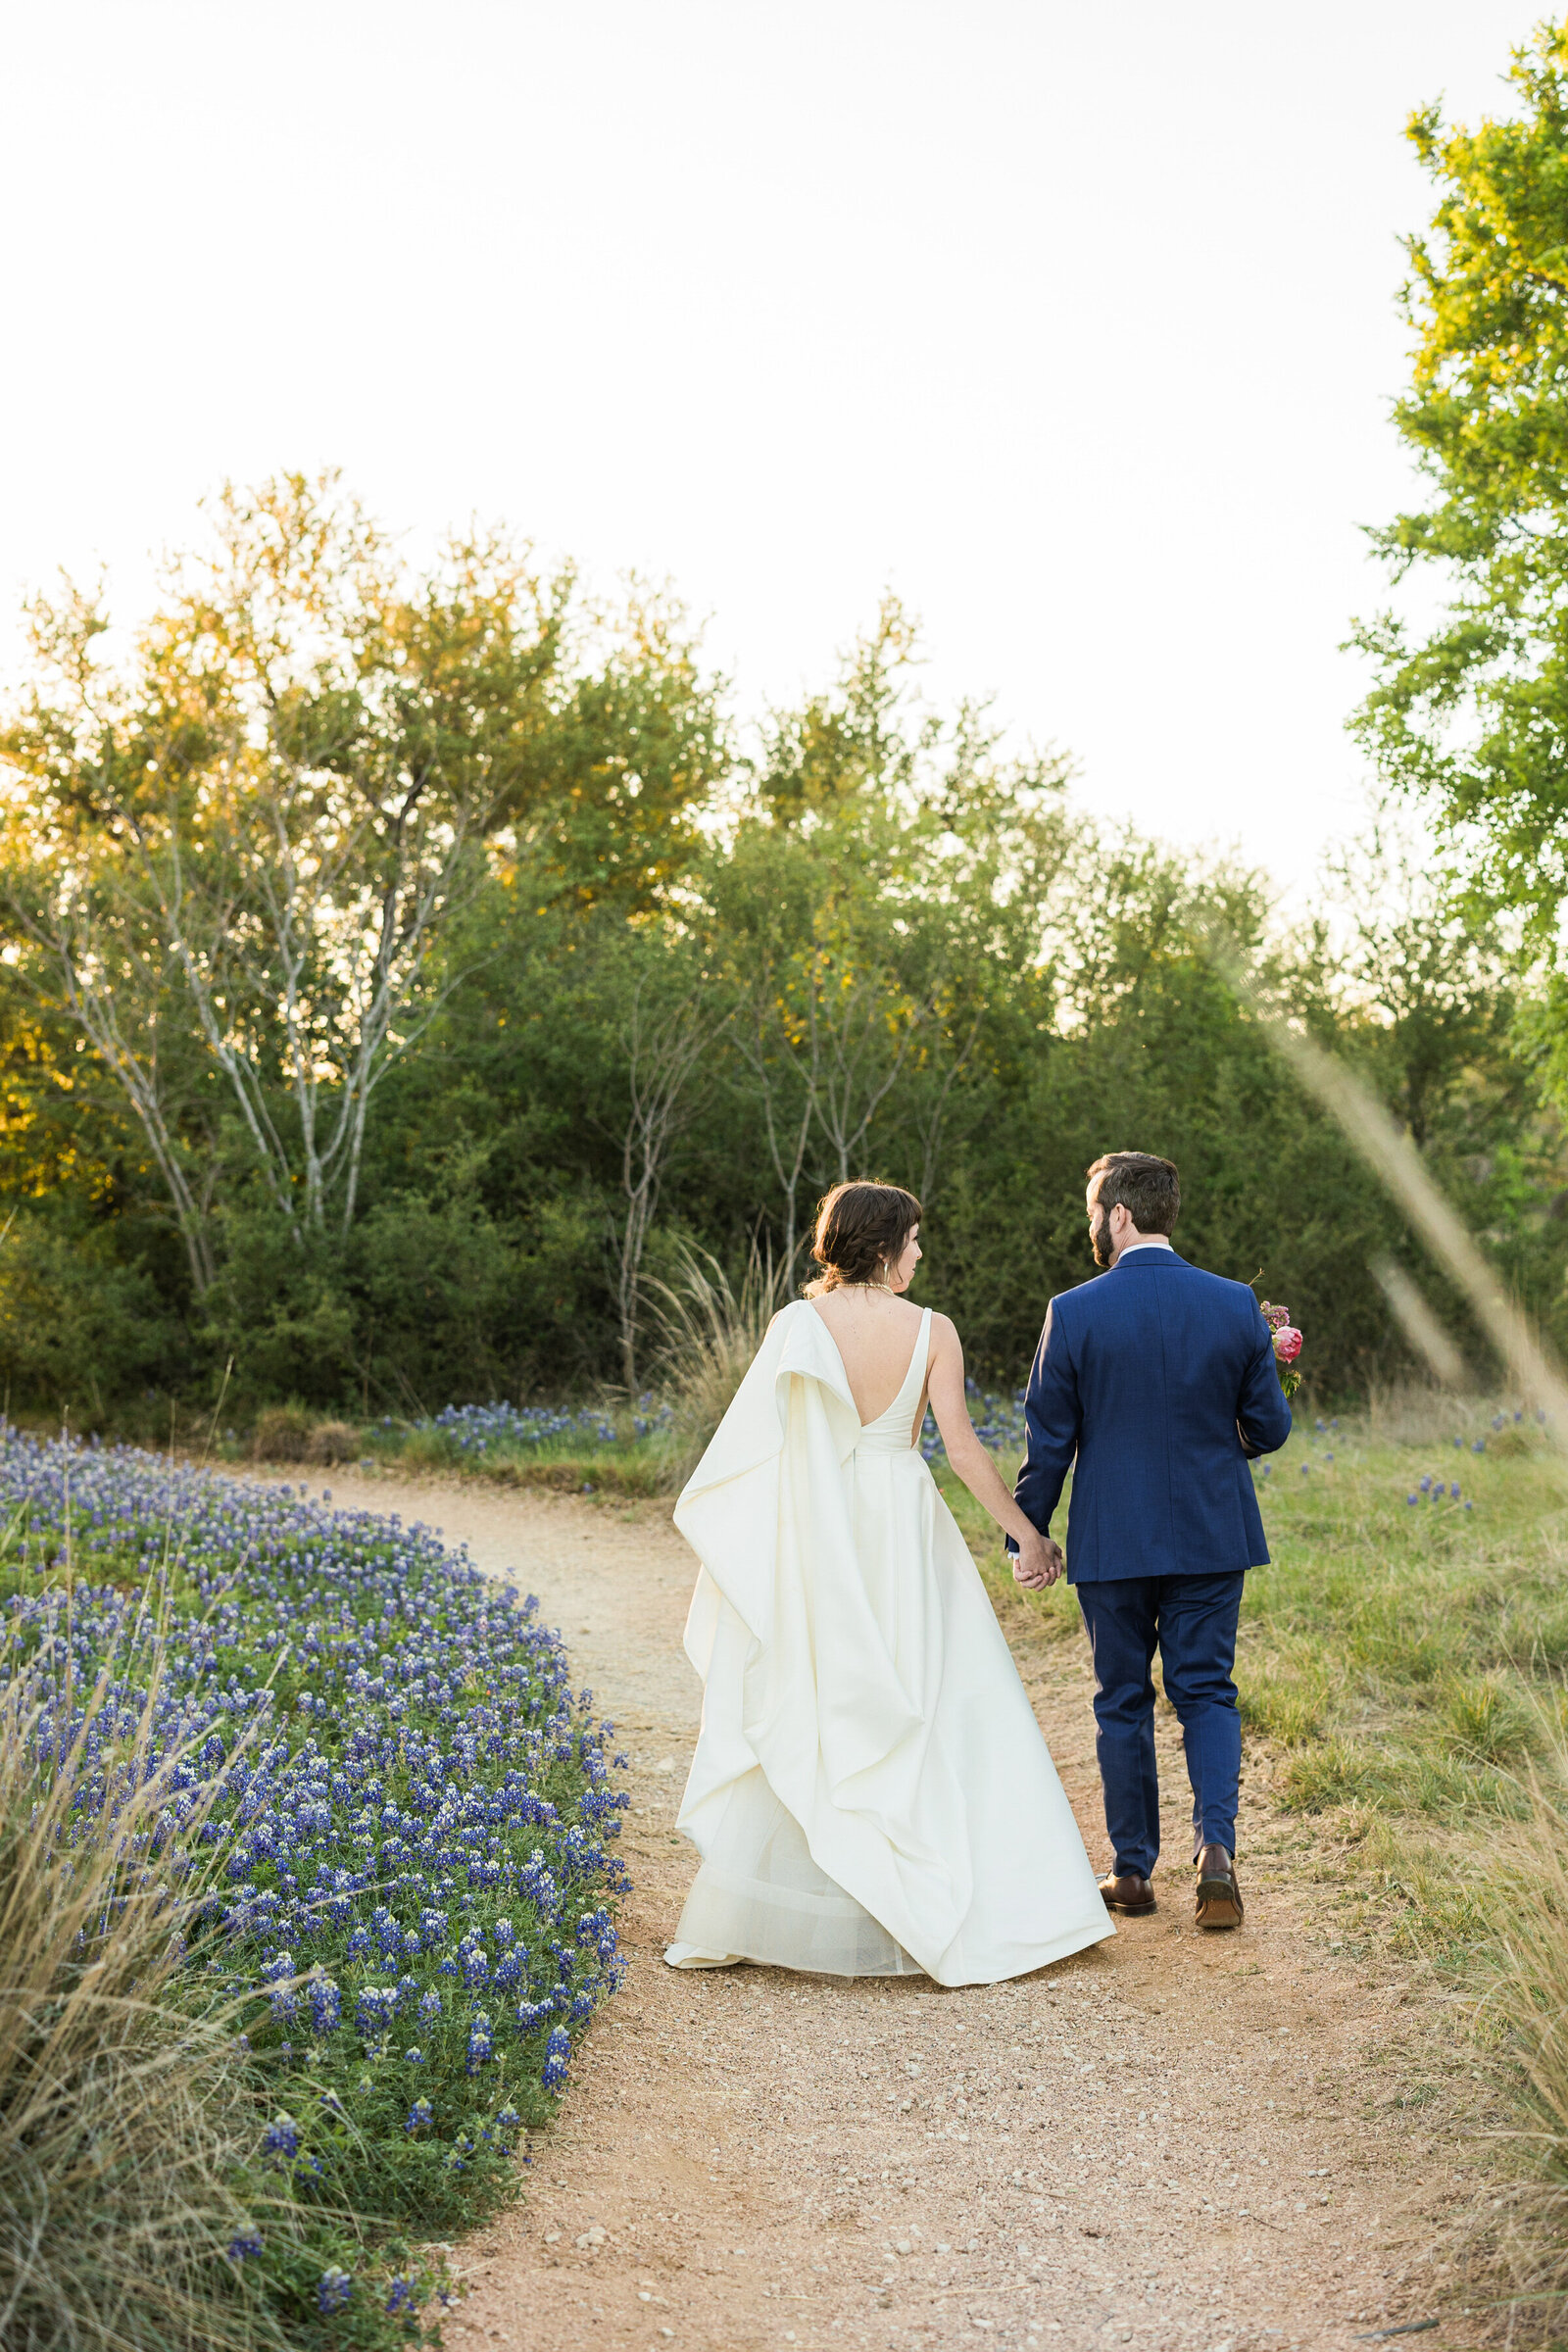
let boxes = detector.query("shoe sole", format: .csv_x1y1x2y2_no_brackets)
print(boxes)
1196,1878,1243,1931
1102,1895,1156,1914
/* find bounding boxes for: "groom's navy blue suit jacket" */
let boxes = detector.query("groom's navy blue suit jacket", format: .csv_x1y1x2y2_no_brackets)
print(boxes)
1012,1248,1294,1584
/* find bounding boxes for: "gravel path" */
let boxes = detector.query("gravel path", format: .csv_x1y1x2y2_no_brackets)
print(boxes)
253,1469,1467,2352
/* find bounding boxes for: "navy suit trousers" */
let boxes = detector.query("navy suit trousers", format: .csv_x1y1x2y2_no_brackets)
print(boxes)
1074,1572,1246,1880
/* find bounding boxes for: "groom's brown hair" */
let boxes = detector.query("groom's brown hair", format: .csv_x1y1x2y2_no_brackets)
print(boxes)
1087,1151,1180,1235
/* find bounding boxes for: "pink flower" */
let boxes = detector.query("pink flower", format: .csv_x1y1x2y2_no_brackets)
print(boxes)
1273,1325,1302,1364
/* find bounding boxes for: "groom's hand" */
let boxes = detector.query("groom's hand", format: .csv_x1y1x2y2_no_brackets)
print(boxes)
1012,1533,1064,1590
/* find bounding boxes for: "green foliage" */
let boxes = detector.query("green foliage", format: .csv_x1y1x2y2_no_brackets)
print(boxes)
1350,21,1568,940
0,1204,184,1411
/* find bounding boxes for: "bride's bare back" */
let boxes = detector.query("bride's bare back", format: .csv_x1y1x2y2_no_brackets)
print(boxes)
794,1185,1058,1583
808,1290,931,1435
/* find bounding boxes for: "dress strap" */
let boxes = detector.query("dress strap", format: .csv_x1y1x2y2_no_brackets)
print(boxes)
894,1308,933,1412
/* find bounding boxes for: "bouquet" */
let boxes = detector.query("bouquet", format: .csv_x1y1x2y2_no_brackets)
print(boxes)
1260,1299,1303,1398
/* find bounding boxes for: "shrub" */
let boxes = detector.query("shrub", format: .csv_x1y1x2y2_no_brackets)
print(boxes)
251,1404,314,1462
0,1209,182,1417
305,1421,361,1467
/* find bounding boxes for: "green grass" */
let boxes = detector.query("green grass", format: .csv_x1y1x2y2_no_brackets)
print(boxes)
376,1433,670,1498
1241,1416,1563,1829
213,1413,675,1499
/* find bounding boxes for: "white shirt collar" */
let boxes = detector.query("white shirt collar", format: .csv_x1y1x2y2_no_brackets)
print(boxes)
1115,1239,1175,1258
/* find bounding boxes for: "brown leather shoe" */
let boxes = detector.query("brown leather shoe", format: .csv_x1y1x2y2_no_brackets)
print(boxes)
1099,1872,1155,1914
1195,1844,1243,1930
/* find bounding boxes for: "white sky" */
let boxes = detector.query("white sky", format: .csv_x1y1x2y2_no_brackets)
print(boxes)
0,1,1535,894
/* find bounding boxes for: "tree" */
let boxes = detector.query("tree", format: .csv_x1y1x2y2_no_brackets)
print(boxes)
0,473,722,1281
1350,22,1568,939
711,601,1076,1267
606,933,732,1393
1291,811,1519,1152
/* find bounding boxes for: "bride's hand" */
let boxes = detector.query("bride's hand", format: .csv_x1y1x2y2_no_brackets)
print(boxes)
1012,1530,1064,1591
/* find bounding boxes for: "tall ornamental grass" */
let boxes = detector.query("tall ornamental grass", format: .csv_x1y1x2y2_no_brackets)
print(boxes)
651,1245,786,1491
0,1613,274,2352
1470,1754,1568,2332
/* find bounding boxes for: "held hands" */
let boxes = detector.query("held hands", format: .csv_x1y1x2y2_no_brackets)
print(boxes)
1011,1530,1064,1591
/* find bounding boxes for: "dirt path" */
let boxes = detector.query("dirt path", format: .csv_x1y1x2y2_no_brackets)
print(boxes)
256,1468,1469,2352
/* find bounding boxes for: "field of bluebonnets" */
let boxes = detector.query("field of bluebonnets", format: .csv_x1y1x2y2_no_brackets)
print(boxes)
0,1424,630,2348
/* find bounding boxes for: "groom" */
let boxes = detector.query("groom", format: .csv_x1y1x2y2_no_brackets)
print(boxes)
1009,1152,1293,1929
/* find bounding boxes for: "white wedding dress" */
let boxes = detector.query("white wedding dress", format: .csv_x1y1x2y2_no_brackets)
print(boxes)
664,1299,1113,1985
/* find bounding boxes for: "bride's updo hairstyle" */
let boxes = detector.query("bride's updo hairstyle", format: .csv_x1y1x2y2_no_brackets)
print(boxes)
805,1179,922,1296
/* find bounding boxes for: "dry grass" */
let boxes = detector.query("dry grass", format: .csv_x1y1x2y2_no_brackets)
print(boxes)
649,1243,789,1493
1465,1753,1568,2340
1361,1378,1532,1448
249,1402,314,1463
0,1617,278,2352
305,1420,361,1466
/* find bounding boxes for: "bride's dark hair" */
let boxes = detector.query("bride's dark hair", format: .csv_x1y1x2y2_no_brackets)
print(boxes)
805,1180,922,1295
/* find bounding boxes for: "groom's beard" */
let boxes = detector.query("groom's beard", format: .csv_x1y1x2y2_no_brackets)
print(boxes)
1090,1212,1115,1268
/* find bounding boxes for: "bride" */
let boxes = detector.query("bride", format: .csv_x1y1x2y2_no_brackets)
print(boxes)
664,1179,1113,1985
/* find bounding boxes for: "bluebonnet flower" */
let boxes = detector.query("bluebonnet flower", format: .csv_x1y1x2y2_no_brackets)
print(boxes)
317,2267,353,2316
404,2045,424,2065
263,2114,300,2159
355,1985,396,2044
227,2229,265,2262
307,1974,341,2036
542,2025,570,2092
421,1398,671,1455
261,1949,297,2022
466,2014,495,2072
386,2277,417,2315
418,1989,443,2025
405,2098,434,2131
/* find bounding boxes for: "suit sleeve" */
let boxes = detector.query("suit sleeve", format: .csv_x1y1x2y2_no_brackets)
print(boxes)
1009,1298,1081,1550
1237,1306,1294,1457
